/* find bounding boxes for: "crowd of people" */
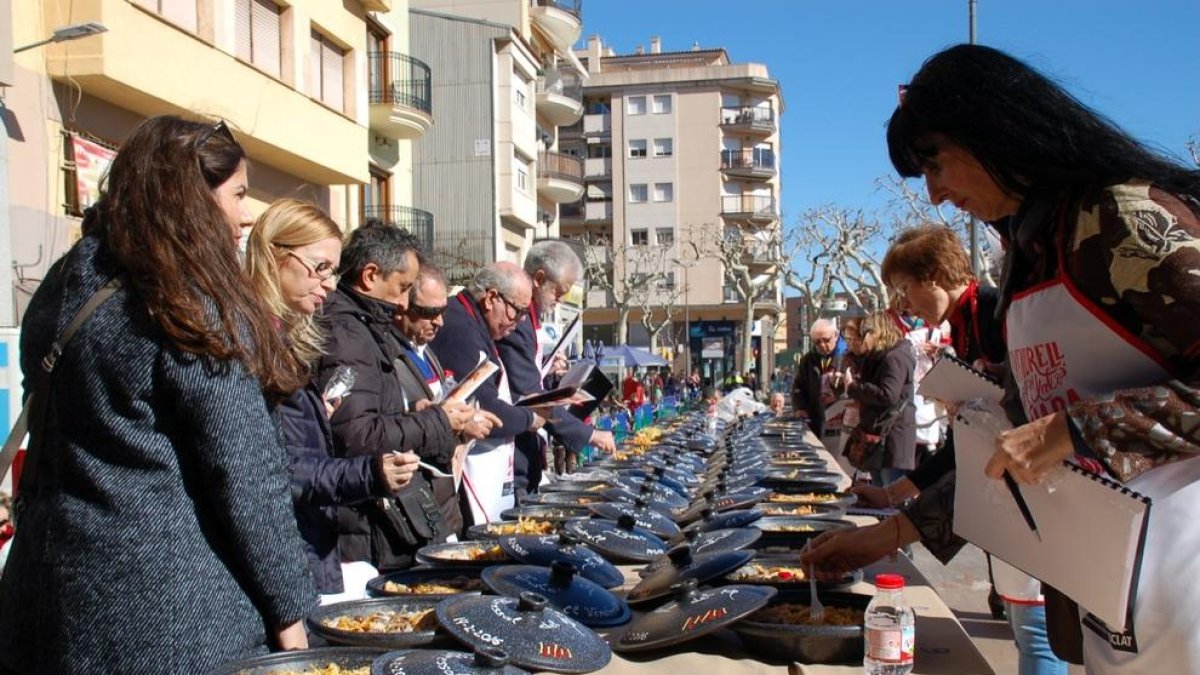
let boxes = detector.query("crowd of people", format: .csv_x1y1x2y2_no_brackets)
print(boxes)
0,41,1197,674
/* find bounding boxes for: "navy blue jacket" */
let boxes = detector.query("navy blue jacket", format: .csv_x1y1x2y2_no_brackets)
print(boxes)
430,291,535,437
276,383,382,594
497,308,593,493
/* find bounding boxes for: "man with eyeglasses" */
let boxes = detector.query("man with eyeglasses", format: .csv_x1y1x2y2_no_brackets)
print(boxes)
498,241,617,493
431,262,550,524
791,318,849,442
316,222,499,572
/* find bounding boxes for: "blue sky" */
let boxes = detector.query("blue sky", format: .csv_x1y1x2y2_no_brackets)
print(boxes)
576,0,1200,223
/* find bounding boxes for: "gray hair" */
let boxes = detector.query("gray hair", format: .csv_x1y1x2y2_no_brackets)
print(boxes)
339,220,423,285
524,240,581,282
468,262,526,300
810,318,838,335
410,261,447,304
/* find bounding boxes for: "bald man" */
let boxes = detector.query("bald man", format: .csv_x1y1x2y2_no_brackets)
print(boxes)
791,319,847,438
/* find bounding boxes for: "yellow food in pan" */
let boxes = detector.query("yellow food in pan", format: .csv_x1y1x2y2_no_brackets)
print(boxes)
750,603,862,626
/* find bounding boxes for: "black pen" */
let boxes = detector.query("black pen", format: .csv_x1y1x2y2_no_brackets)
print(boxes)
1002,470,1041,542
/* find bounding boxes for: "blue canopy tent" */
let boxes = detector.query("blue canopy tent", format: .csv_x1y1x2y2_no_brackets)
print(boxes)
602,344,669,368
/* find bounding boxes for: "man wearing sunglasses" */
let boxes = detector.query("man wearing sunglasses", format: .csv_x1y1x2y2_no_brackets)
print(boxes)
498,241,617,494
431,262,550,524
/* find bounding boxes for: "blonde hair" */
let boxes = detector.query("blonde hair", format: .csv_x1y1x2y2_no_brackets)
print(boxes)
245,198,343,368
860,311,905,353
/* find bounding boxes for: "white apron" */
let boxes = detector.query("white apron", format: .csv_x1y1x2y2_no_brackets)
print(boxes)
1005,242,1200,672
461,360,516,525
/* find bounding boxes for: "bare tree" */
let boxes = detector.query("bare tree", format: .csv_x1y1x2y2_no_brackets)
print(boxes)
877,175,999,286
580,234,671,345
428,237,486,287
1188,135,1199,167
783,206,889,315
637,274,684,353
691,222,786,375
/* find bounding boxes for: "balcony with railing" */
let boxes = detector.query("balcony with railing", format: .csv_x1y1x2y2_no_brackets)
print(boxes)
536,69,584,127
530,0,583,52
361,205,434,252
720,106,776,135
720,195,778,223
537,151,585,203
720,148,777,180
368,52,433,140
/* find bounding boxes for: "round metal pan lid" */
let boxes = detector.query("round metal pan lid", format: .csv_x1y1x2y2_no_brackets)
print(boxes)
481,561,631,628
371,648,531,675
640,527,762,576
625,545,755,607
678,507,764,537
436,592,612,674
497,533,625,589
416,541,513,567
563,515,668,563
601,485,688,512
707,489,770,513
588,501,681,539
615,472,690,499
614,580,777,653
499,505,592,523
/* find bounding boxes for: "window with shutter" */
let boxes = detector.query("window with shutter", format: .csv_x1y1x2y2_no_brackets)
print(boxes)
311,30,347,113
251,0,282,79
234,0,252,61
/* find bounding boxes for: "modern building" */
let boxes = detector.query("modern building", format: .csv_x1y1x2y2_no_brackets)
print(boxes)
0,0,432,445
407,0,585,284
563,35,784,385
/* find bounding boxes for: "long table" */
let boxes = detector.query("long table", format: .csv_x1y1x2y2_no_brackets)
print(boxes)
545,430,995,675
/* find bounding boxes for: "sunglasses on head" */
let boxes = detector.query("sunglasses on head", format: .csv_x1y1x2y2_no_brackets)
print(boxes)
409,302,447,319
195,120,235,149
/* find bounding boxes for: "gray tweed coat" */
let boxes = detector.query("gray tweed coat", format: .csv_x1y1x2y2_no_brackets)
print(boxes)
0,236,317,673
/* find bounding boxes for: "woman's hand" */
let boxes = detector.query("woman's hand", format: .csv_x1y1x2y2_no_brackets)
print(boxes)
849,483,890,509
800,516,919,578
985,411,1073,484
272,620,308,651
378,451,420,493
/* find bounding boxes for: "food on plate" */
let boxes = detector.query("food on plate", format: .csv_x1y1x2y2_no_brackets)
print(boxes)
727,563,808,582
769,492,839,503
761,504,819,516
382,577,483,595
487,517,556,535
441,544,507,562
322,608,437,633
759,524,817,532
750,603,862,626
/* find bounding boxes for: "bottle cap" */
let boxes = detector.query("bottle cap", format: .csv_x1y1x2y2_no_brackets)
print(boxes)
875,573,905,590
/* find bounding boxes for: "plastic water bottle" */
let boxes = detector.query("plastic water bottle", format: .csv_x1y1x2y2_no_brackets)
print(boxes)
864,573,915,674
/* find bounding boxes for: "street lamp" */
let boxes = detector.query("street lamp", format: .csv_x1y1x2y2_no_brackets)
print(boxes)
14,22,108,54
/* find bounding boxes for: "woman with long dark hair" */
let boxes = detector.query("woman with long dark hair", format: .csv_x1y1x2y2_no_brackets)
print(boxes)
0,116,317,672
886,44,1200,671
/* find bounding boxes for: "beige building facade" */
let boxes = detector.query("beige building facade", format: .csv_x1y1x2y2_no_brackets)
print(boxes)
564,35,784,384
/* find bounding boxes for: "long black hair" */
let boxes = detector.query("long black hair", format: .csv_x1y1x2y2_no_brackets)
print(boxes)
887,44,1200,200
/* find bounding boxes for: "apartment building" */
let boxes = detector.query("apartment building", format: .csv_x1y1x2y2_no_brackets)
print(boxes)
0,0,432,441
407,0,585,284
564,35,784,385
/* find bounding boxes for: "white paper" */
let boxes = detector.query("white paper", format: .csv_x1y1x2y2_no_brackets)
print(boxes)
918,355,1004,404
539,314,582,378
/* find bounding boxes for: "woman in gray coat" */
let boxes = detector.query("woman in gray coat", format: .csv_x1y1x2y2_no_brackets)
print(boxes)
0,116,317,673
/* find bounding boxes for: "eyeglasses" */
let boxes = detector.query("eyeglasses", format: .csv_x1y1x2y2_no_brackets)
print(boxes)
285,250,338,282
409,302,448,319
195,120,235,149
495,291,530,320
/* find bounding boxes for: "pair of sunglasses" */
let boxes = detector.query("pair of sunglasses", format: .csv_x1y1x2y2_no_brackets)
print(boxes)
195,120,235,149
409,303,447,319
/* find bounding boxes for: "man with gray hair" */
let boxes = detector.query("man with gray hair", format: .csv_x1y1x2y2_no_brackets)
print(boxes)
791,318,847,440
499,241,616,492
317,222,498,571
430,261,548,524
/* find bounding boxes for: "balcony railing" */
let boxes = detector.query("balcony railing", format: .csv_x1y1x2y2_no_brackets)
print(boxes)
538,151,584,183
721,195,778,218
720,148,776,172
361,205,434,252
368,52,432,114
720,106,776,129
533,0,582,20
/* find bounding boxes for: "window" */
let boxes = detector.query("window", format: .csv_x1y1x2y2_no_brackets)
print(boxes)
627,96,646,115
630,229,649,246
653,183,673,202
136,0,198,32
628,139,647,159
653,138,673,157
310,30,347,112
361,167,391,219
629,184,648,203
235,0,283,79
517,165,529,192
652,94,672,114
587,144,612,159
515,83,528,109
660,272,676,289
656,227,675,247
367,22,388,94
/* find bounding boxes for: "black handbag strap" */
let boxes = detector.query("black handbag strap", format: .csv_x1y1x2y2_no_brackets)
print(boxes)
1,277,122,494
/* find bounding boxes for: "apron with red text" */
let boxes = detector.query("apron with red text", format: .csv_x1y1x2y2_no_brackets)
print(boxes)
1005,230,1200,672
461,360,517,525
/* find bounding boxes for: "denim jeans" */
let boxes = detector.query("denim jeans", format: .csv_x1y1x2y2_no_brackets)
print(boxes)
1006,602,1068,675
